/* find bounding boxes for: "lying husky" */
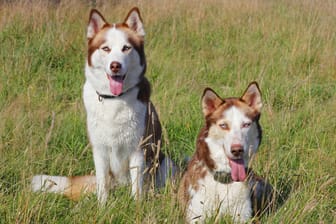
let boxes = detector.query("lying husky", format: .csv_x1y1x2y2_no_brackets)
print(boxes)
32,8,177,203
178,82,273,223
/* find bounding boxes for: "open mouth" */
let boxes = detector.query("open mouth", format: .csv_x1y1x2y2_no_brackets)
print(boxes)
107,74,126,96
229,158,246,182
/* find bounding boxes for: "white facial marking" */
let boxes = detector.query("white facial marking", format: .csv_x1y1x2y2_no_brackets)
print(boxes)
221,107,252,158
86,26,144,95
101,29,130,76
206,106,253,171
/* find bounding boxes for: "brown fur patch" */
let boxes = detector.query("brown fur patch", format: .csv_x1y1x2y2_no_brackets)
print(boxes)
195,127,216,170
207,97,260,126
64,175,96,201
178,158,208,208
178,127,215,208
116,23,146,66
87,24,110,66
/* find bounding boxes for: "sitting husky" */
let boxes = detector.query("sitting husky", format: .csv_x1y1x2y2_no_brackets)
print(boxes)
31,8,177,203
178,82,273,223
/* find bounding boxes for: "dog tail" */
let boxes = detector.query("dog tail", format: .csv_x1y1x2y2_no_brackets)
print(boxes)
31,174,96,200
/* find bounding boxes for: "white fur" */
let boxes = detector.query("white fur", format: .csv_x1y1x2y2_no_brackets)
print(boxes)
31,175,70,194
83,79,146,203
207,106,256,170
205,138,231,173
187,173,251,223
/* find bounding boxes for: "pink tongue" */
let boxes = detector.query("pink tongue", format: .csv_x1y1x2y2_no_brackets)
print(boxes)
108,75,123,96
229,159,246,181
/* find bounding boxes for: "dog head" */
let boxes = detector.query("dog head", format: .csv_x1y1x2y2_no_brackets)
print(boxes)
202,82,262,181
85,8,146,96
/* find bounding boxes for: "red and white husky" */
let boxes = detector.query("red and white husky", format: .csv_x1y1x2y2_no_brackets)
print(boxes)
178,82,272,223
32,8,177,203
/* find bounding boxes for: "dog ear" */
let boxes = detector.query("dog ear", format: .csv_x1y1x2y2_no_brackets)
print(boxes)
87,9,107,39
124,7,145,36
202,88,223,117
241,82,262,112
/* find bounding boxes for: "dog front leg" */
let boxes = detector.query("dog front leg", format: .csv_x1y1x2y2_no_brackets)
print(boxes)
129,149,145,199
93,150,111,205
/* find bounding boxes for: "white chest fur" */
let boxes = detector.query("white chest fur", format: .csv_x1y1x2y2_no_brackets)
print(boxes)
83,80,146,146
83,81,146,180
187,172,252,223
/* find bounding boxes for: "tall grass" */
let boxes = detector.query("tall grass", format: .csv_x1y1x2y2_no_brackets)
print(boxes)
0,0,335,223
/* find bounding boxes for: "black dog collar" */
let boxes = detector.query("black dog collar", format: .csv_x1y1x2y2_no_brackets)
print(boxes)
96,84,138,102
96,91,122,101
214,171,233,184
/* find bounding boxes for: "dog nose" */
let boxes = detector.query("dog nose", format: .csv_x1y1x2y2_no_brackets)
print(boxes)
110,61,122,73
230,144,244,157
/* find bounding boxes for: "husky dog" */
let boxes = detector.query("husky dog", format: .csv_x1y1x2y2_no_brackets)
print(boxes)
178,82,273,223
32,8,177,203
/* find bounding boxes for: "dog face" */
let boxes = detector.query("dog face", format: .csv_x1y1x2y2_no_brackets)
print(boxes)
85,8,146,96
202,82,262,181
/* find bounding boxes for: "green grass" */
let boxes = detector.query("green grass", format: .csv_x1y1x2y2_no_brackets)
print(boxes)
1,0,335,223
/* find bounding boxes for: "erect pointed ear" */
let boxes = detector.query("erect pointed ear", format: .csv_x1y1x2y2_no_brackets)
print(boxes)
124,7,145,36
241,82,262,112
87,9,107,39
202,88,223,117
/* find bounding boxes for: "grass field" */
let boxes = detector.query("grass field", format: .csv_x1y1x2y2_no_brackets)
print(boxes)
0,0,335,223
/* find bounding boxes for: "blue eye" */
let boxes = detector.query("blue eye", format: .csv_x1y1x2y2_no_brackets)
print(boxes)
102,46,111,52
219,123,229,130
122,45,132,52
242,122,251,128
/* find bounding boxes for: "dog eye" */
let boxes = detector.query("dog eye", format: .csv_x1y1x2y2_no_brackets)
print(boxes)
122,45,132,52
101,46,111,52
219,123,229,130
242,122,251,128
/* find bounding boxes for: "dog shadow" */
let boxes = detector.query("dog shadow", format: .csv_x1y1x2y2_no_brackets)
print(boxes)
251,174,293,222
